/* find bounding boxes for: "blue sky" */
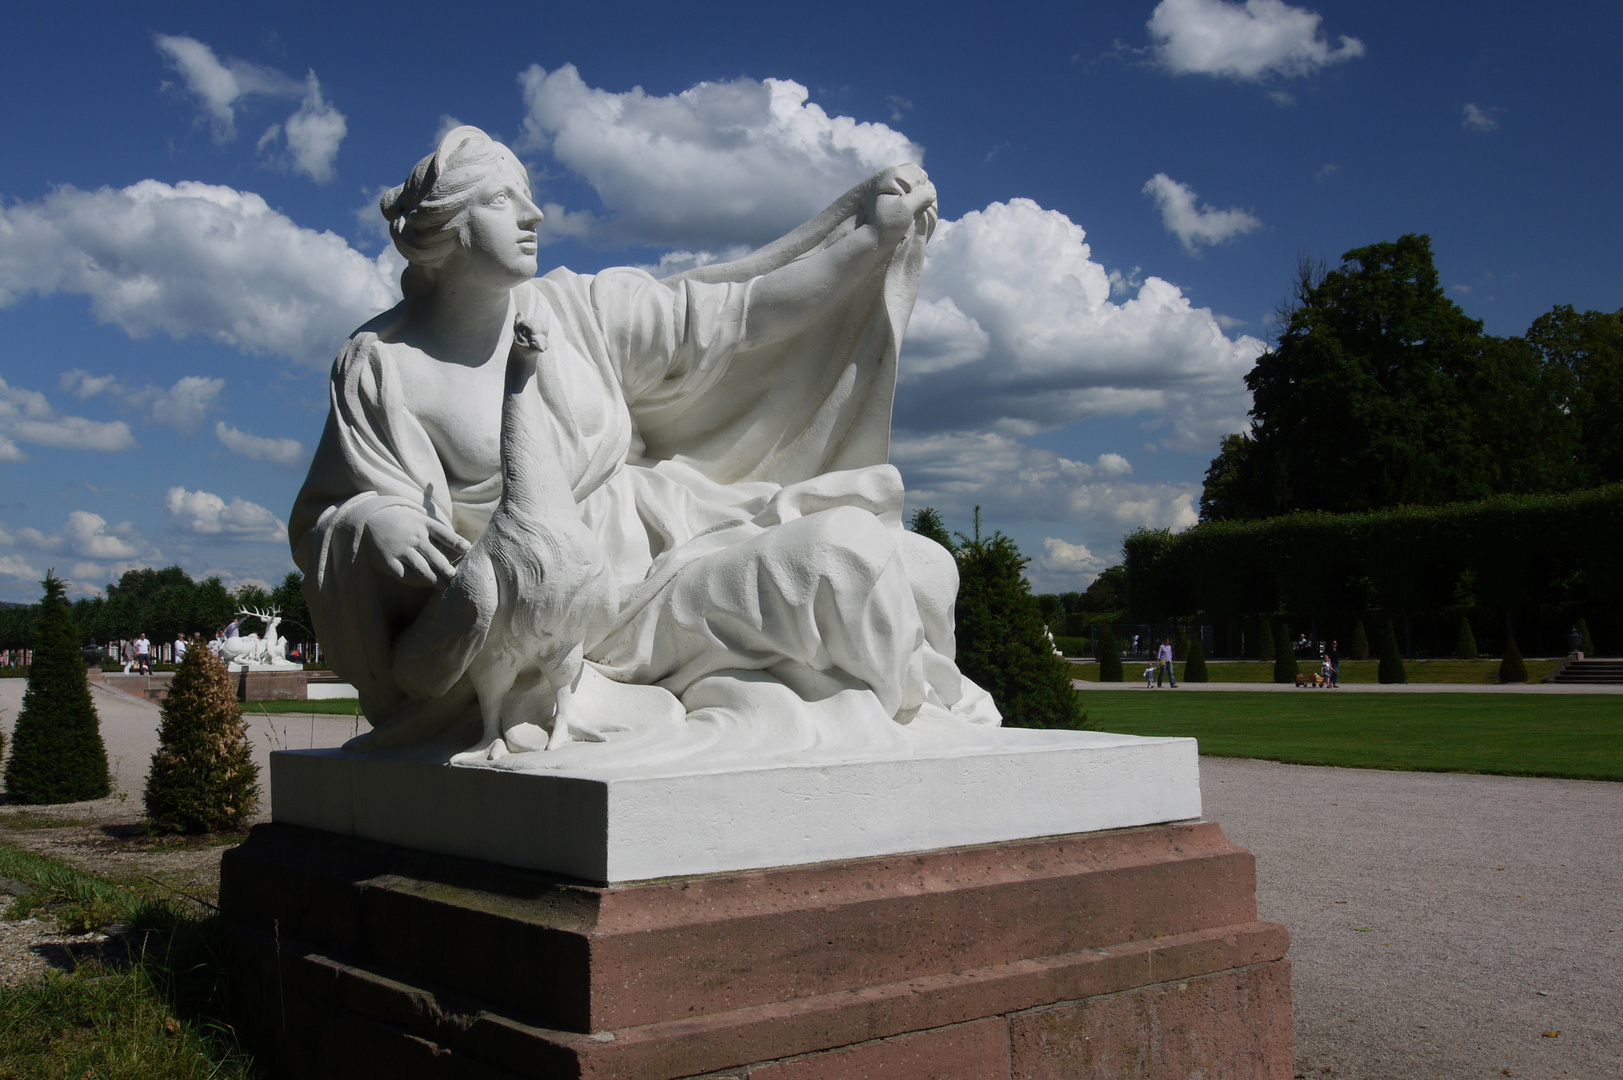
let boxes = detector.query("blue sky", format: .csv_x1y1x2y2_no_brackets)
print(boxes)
1,0,1619,601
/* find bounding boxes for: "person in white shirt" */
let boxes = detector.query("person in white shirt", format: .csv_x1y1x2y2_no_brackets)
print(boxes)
174,637,188,663
1156,637,1178,688
134,632,152,675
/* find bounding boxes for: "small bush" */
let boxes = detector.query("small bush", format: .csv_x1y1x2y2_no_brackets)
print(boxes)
1454,617,1478,660
1350,620,1370,660
1173,626,1190,662
1254,619,1275,662
1097,626,1124,682
144,639,260,834
1500,639,1528,683
1577,618,1594,655
1052,635,1088,658
4,571,110,804
1183,634,1209,682
1377,617,1408,684
1273,623,1299,683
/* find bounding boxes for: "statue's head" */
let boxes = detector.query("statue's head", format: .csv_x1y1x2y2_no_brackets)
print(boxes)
380,126,541,298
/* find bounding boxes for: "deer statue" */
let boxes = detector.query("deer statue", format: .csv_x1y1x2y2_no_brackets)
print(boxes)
222,607,289,665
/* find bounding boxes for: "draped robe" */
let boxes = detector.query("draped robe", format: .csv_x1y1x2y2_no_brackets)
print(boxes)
290,178,1001,765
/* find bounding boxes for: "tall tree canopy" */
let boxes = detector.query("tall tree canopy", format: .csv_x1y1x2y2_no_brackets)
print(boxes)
1200,235,1611,521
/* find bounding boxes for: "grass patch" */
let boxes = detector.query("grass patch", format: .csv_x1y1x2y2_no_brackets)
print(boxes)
1070,658,1560,683
1073,692,1623,780
0,840,256,1078
244,698,361,715
0,960,255,1080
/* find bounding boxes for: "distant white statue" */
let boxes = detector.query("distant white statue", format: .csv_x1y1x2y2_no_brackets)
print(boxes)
221,607,297,668
291,125,1000,766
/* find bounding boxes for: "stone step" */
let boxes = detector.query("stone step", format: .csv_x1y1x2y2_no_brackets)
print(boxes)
1549,659,1623,684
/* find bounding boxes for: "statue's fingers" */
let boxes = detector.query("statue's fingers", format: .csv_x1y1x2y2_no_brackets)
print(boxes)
399,549,438,587
900,183,937,220
427,518,472,555
421,542,458,583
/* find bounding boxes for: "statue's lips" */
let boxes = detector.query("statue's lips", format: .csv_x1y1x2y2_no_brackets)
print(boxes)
518,235,538,254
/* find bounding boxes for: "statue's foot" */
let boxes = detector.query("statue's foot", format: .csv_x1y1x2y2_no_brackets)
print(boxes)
545,715,606,750
450,737,509,766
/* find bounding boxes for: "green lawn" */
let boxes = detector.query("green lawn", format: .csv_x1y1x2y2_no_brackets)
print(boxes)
1071,658,1560,683
1073,692,1623,780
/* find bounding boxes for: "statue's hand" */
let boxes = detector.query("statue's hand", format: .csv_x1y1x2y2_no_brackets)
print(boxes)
866,165,938,246
364,505,471,588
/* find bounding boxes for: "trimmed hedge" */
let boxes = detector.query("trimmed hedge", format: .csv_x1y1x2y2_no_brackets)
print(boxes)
1125,485,1623,655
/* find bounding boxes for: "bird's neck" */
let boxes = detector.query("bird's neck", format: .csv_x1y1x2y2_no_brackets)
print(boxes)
498,362,575,520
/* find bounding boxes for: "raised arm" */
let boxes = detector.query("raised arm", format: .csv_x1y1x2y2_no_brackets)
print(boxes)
741,165,937,349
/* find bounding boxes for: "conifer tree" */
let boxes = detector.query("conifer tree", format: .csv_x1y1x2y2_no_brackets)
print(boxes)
1273,622,1299,683
4,571,110,804
1577,618,1594,656
1097,626,1124,683
907,506,955,554
1350,621,1370,660
1454,617,1478,661
145,638,260,834
952,509,1084,728
1173,625,1190,662
1183,633,1209,682
1499,639,1528,684
1377,617,1407,684
1254,619,1275,663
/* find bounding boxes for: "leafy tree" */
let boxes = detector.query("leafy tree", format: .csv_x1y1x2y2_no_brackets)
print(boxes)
1080,566,1127,612
144,640,261,833
1499,639,1528,684
1097,626,1124,683
952,509,1084,728
1577,618,1594,656
907,506,955,553
1350,620,1370,661
1377,618,1407,684
1254,618,1275,662
1273,623,1298,684
1525,305,1623,484
1454,617,1478,661
1182,634,1208,683
1201,237,1582,521
4,572,110,804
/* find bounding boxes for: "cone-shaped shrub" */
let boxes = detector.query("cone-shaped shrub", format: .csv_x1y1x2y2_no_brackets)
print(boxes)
1183,634,1209,682
1350,620,1370,661
1377,618,1407,684
1273,623,1299,683
1173,626,1190,662
1254,619,1275,662
1097,626,1124,682
4,571,110,804
1499,639,1528,684
144,638,260,833
1577,618,1594,656
1454,617,1478,661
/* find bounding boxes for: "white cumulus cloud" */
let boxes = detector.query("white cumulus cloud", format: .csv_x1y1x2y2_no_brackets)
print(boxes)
60,371,224,434
0,181,398,368
215,421,306,466
1148,0,1365,82
156,35,347,180
898,198,1263,448
0,376,136,459
519,64,923,248
1038,538,1111,581
166,487,287,542
1143,174,1262,254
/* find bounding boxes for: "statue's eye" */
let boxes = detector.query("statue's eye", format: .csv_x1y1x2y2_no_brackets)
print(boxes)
490,192,509,207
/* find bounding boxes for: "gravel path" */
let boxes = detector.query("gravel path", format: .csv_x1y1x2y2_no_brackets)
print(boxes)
1204,757,1622,1079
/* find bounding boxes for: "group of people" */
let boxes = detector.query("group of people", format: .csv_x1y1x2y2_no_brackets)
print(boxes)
116,618,244,674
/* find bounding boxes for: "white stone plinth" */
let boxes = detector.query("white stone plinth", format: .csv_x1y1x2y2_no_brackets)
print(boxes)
270,729,1201,884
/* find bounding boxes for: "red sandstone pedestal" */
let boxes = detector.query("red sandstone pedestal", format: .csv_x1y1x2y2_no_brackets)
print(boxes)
219,821,1291,1079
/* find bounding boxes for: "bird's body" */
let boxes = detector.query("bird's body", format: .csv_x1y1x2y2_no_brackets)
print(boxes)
392,316,616,760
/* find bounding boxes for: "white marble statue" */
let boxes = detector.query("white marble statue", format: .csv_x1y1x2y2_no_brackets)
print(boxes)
221,607,297,668
291,125,1001,767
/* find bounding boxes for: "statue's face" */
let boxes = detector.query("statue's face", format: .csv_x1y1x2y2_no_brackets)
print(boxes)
460,164,544,286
